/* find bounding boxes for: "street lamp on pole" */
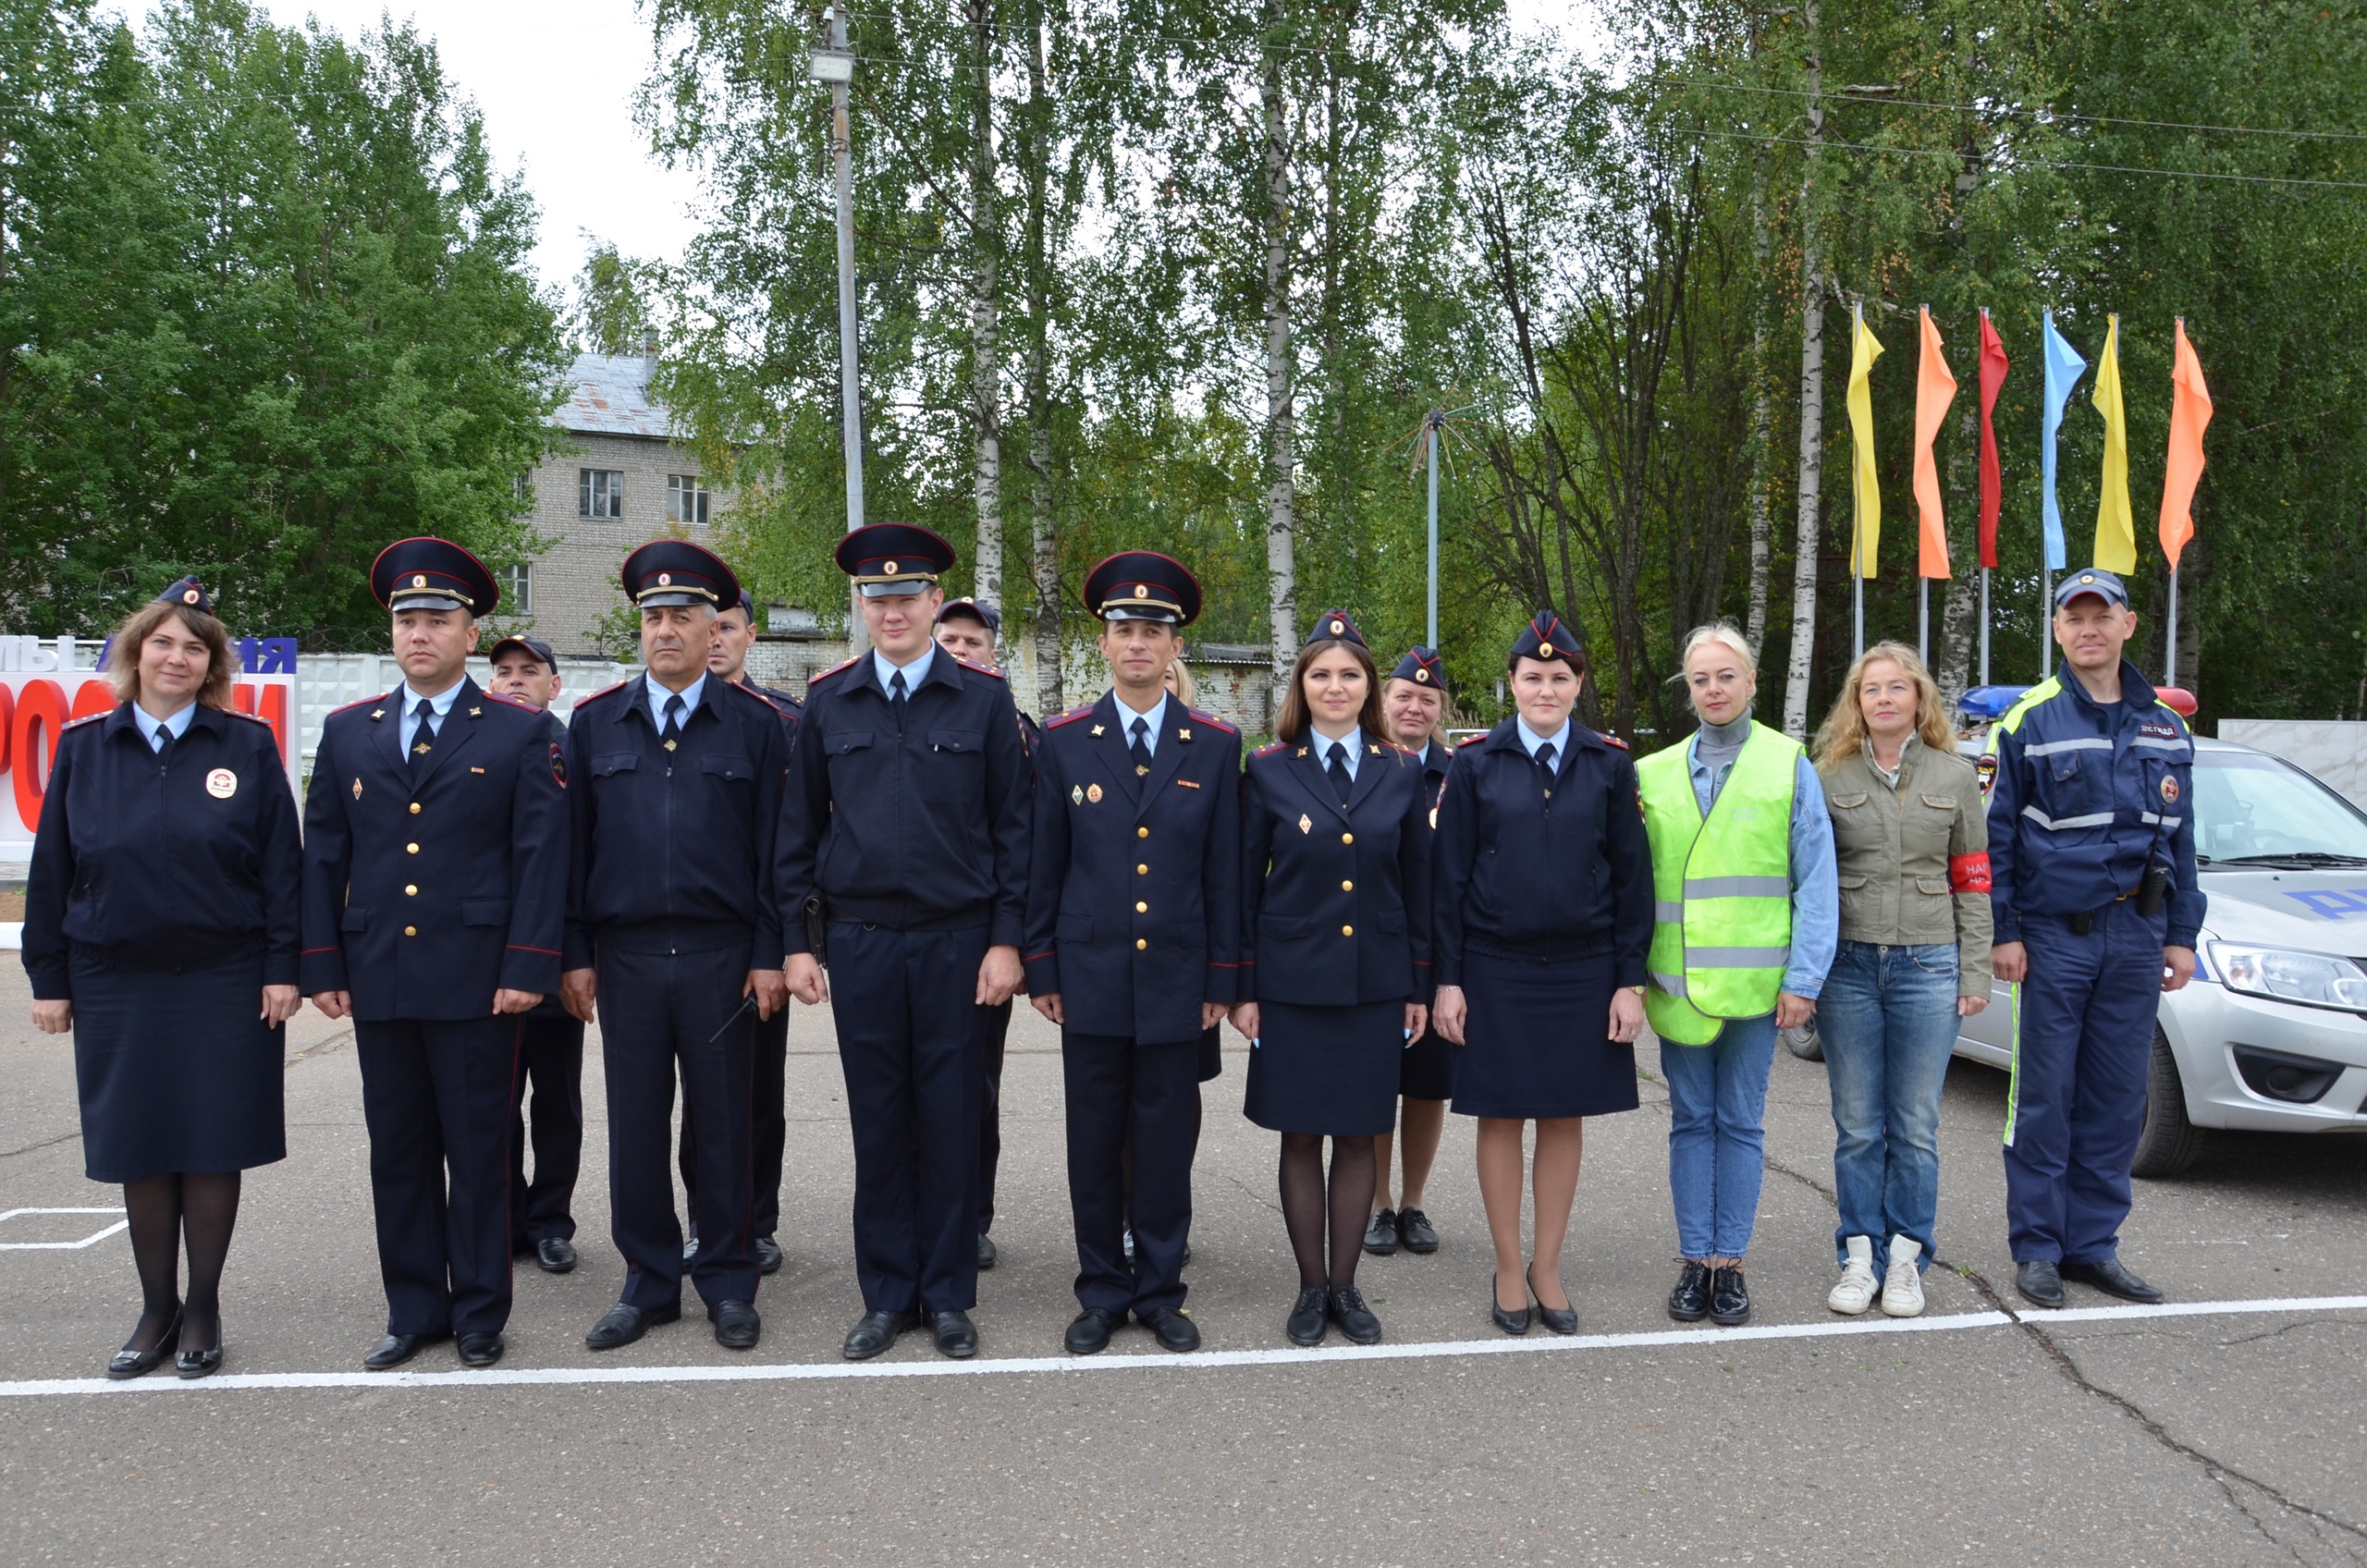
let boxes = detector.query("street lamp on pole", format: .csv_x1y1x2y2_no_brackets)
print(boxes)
810,6,865,647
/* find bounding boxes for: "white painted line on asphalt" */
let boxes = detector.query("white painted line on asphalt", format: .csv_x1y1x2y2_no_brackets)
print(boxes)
0,1207,129,1251
3,1293,2361,1400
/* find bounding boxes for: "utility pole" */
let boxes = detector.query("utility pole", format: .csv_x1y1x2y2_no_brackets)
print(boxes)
1424,408,1442,650
811,6,865,646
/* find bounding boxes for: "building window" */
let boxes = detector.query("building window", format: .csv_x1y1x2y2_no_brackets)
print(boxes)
501,563,532,615
512,472,533,505
667,473,710,528
580,469,623,519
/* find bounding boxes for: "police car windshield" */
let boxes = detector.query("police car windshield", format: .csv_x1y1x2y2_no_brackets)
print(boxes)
2191,750,2367,865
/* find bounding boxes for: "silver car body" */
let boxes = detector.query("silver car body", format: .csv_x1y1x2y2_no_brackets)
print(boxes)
1956,735,2367,1133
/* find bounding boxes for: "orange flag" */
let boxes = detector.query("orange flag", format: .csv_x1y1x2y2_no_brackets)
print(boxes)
1912,305,1957,579
2159,319,2213,570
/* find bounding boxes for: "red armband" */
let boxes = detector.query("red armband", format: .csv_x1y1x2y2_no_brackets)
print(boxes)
1948,851,1993,894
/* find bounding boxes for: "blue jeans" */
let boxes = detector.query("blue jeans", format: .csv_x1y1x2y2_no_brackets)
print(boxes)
1661,1013,1777,1259
1819,942,1959,1270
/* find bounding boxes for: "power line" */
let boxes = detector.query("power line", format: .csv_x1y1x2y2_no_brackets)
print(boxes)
1671,122,2367,193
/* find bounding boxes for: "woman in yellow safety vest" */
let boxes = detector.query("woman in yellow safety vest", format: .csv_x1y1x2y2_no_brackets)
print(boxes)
1636,624,1837,1328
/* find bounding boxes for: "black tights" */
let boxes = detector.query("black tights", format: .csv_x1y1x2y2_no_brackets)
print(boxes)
1278,1133,1375,1290
122,1171,240,1354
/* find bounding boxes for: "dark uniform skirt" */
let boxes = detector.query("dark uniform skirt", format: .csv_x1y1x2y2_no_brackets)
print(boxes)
70,950,287,1184
1451,948,1637,1121
1197,1023,1223,1083
1244,998,1403,1137
1399,1027,1454,1101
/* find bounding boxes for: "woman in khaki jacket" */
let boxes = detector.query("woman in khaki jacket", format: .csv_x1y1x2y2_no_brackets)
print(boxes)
1809,643,1992,1318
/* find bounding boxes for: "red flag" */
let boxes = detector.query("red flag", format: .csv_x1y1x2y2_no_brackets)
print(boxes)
2159,319,2213,570
1912,307,1957,580
1978,309,2009,570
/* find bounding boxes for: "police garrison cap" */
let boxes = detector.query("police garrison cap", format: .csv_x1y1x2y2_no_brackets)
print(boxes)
1509,610,1584,666
1389,646,1446,691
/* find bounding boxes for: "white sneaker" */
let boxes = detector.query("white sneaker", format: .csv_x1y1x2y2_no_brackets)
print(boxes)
1881,1235,1925,1317
1827,1235,1877,1315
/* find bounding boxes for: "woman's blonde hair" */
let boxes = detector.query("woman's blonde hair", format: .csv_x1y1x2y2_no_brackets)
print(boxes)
1812,641,1955,768
1164,656,1198,706
1678,621,1756,677
104,599,236,712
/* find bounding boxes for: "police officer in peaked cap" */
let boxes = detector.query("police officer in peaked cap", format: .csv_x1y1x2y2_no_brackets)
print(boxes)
1984,569,2202,1310
300,539,570,1372
778,521,1033,1361
1024,552,1241,1354
561,543,790,1354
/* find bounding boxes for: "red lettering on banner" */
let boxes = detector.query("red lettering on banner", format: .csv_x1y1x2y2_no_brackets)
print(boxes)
0,683,11,774
69,680,115,722
11,679,67,830
231,680,292,768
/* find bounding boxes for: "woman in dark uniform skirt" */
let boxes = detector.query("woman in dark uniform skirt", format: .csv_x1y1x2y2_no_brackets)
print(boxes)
1431,613,1652,1336
1234,610,1430,1346
21,579,301,1379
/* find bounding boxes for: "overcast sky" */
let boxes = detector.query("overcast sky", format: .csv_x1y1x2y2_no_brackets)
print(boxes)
143,0,1584,297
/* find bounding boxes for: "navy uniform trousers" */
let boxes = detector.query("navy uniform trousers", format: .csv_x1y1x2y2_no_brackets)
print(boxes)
1064,1034,1199,1317
831,923,990,1316
354,1016,522,1339
598,938,762,1311
679,1006,790,1242
2003,900,2166,1266
509,1010,585,1249
978,999,1012,1236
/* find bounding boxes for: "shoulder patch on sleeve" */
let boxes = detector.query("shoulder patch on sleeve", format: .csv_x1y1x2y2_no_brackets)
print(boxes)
1186,706,1238,735
330,691,392,717
1975,752,1999,797
956,657,1006,680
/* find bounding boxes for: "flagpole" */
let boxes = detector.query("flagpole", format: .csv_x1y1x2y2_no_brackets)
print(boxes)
1919,576,1929,665
2040,568,2052,680
1853,304,1865,660
2165,567,2180,688
1979,568,1990,684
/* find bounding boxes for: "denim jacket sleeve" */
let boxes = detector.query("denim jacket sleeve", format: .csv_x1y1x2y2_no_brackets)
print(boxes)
1784,753,1840,998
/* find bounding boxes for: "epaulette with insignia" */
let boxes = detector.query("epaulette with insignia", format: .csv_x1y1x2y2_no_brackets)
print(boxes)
1045,704,1098,729
1594,728,1630,751
806,656,861,688
1186,707,1238,736
62,710,110,730
481,690,539,712
573,680,629,705
956,656,1005,680
225,708,275,726
1250,740,1290,759
331,692,391,717
1456,732,1488,746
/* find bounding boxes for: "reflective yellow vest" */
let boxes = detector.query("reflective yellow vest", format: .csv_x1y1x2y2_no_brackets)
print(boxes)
1636,723,1798,1045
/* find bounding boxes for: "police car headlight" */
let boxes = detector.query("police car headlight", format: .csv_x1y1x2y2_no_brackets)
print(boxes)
2208,942,2367,1011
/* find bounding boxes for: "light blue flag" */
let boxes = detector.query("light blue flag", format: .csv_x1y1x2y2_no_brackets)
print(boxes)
2040,311,2088,572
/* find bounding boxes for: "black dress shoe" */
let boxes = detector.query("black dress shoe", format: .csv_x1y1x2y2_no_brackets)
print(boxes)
754,1237,784,1276
1527,1266,1577,1335
535,1237,578,1274
1065,1307,1121,1355
363,1330,448,1370
457,1331,504,1368
1329,1286,1382,1345
107,1306,183,1380
929,1308,979,1358
585,1300,681,1352
1491,1273,1532,1336
1668,1261,1711,1323
1362,1208,1400,1256
1709,1266,1750,1326
1286,1286,1330,1346
842,1308,919,1361
1139,1306,1201,1353
708,1299,761,1349
976,1232,998,1270
2061,1257,2165,1304
175,1335,224,1380
1397,1207,1441,1255
2016,1259,2067,1309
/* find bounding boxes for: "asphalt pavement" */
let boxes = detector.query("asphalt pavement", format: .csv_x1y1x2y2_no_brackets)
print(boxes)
3,963,2363,1566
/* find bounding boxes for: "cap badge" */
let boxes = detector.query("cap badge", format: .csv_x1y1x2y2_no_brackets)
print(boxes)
658,573,672,586
1415,668,1429,682
884,560,899,574
412,574,427,588
1136,584,1149,598
2081,573,2094,583
1331,619,1344,636
205,767,238,800
1086,782,1103,802
182,589,200,605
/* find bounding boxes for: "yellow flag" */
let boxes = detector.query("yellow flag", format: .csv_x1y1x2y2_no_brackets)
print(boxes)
2091,314,2135,572
1846,306,1884,579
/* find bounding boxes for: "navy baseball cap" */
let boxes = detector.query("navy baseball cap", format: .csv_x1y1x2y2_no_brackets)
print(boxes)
2054,569,2129,610
373,537,500,615
937,596,1001,633
1388,646,1445,691
1084,551,1201,626
487,634,556,669
838,522,955,597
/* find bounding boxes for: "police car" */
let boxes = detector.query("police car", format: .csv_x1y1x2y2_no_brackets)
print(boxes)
1950,733,2367,1176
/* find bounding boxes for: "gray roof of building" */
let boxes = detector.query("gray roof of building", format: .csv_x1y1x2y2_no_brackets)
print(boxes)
552,352,676,438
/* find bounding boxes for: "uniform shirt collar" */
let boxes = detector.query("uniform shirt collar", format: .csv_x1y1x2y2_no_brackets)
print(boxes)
1112,690,1169,756
134,700,197,751
872,642,937,698
647,670,708,729
1313,724,1363,779
402,676,468,717
1515,716,1570,760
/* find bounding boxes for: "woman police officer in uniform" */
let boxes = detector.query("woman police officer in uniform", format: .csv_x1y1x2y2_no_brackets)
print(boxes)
1233,610,1431,1346
1430,613,1652,1335
22,578,302,1379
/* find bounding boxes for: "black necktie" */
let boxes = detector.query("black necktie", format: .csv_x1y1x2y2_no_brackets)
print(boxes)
1327,741,1353,803
410,699,437,772
889,668,909,728
153,726,174,767
1130,716,1153,777
661,692,685,748
1536,741,1558,785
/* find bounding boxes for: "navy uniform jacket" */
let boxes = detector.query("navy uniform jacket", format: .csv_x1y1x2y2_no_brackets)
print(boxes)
1433,719,1652,989
1983,659,2204,949
300,678,570,1020
24,703,300,999
562,675,789,965
1411,737,1452,815
1239,734,1433,1008
778,654,1032,949
739,679,804,745
1022,692,1242,1042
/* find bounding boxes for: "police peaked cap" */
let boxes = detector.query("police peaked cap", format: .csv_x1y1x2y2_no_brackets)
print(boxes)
837,522,955,596
1084,551,1201,626
156,577,216,618
624,539,739,610
373,537,500,615
1389,646,1446,691
1510,610,1583,665
1305,608,1367,648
